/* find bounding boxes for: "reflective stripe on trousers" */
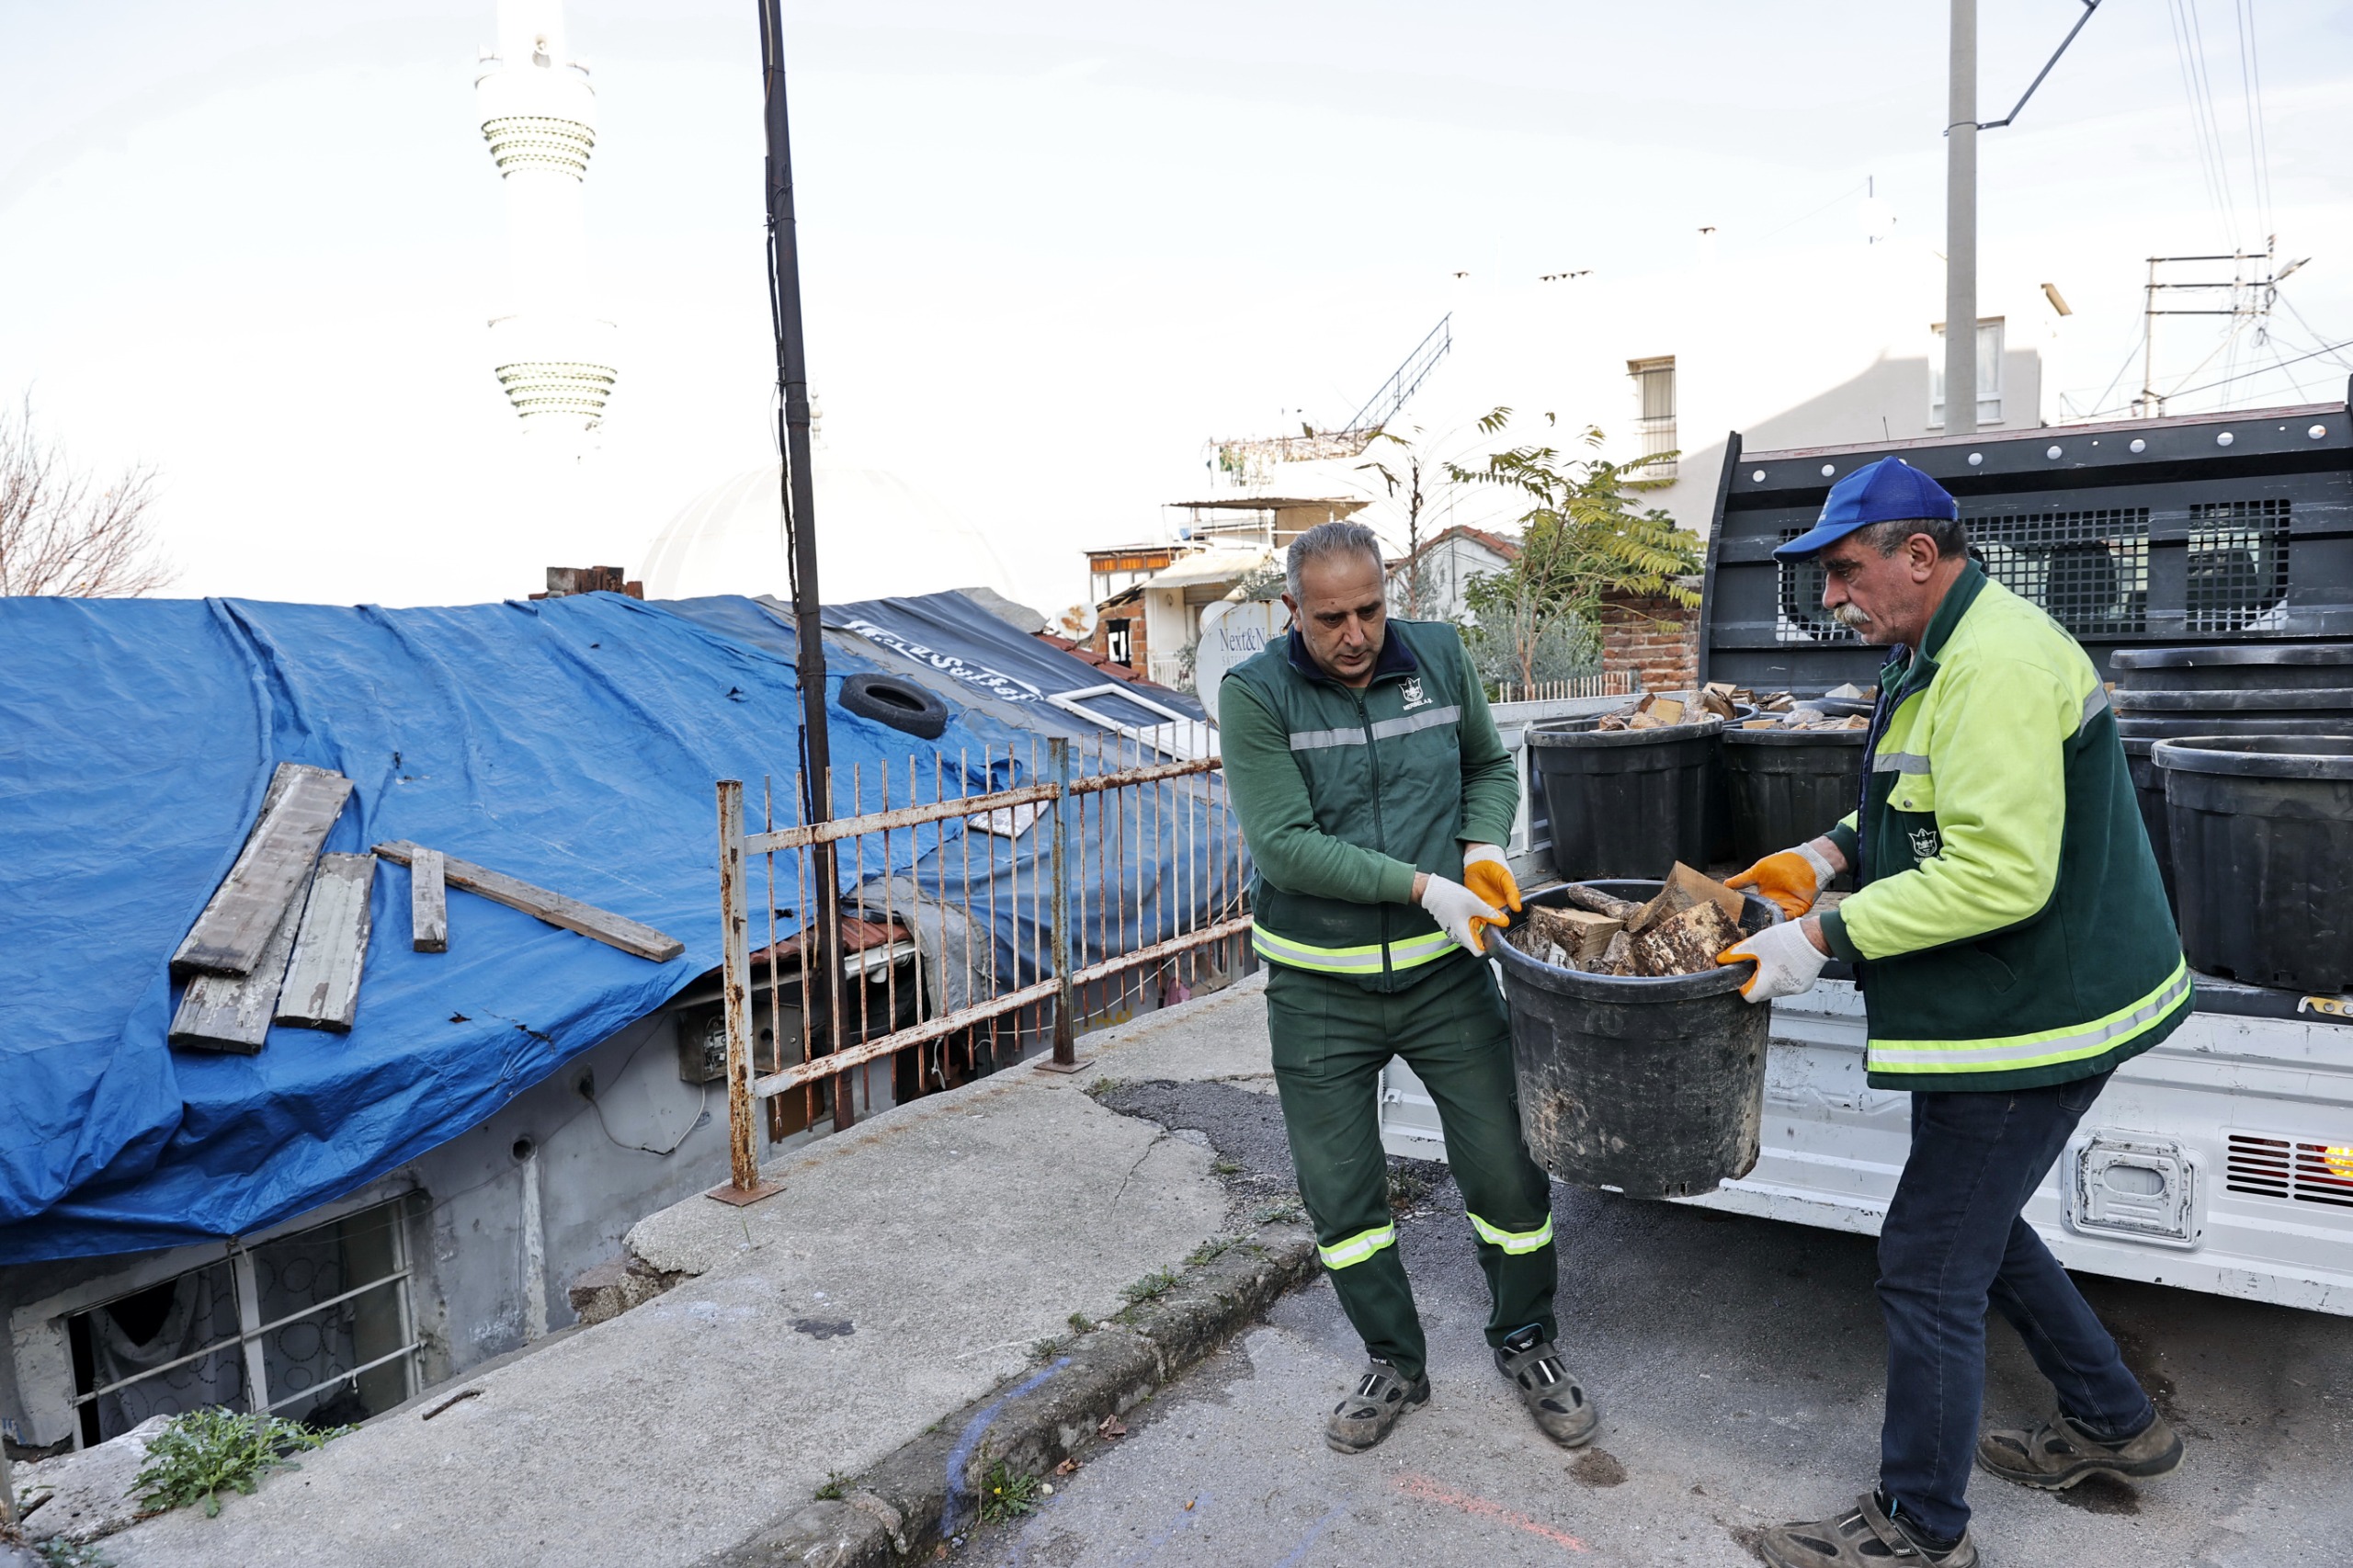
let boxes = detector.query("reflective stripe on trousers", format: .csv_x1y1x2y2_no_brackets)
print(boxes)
1320,1222,1399,1269
1466,1211,1554,1256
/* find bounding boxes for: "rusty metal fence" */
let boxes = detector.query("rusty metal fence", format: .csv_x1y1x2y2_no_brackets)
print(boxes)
713,734,1251,1198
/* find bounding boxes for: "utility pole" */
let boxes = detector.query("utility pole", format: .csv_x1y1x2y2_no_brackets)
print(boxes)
757,0,848,1124
1944,0,1978,437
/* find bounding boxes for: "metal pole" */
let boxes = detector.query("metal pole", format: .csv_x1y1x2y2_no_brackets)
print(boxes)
758,0,843,1111
2141,257,2161,416
713,779,771,1200
1944,0,1978,437
1042,737,1088,1072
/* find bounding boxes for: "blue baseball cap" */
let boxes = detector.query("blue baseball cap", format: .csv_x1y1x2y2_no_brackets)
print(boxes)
1772,457,1960,560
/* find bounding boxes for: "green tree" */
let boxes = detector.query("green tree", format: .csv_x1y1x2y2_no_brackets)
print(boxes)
1355,406,1508,616
1449,419,1701,624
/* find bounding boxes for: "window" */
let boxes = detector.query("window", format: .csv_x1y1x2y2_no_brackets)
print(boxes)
1103,619,1134,667
60,1198,418,1447
1930,319,2004,426
1628,357,1677,480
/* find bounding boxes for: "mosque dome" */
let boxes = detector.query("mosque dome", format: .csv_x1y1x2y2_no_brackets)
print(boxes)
638,456,1016,604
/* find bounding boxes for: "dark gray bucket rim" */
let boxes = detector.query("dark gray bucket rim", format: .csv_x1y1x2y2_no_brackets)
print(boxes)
1721,726,1870,746
2150,734,2353,781
2112,644,2353,670
1525,715,1725,749
2113,687,2353,711
1489,879,1781,1002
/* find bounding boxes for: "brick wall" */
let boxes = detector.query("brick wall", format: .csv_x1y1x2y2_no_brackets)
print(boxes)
1598,586,1699,694
1090,608,1148,674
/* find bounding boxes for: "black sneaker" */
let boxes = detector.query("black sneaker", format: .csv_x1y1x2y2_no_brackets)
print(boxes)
1494,1325,1598,1448
1325,1358,1429,1454
1977,1408,2183,1490
1756,1491,1978,1567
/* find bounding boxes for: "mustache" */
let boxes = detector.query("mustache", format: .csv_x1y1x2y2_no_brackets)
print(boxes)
1831,603,1873,630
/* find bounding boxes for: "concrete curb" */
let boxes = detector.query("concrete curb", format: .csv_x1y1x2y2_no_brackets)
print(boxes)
703,1224,1318,1567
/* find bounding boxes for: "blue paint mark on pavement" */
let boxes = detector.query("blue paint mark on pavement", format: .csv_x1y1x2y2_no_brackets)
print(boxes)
1118,1491,1214,1566
1269,1499,1348,1568
943,1358,1070,1537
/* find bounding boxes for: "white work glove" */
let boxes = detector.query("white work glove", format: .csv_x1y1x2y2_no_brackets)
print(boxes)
1715,917,1830,1003
1419,873,1506,958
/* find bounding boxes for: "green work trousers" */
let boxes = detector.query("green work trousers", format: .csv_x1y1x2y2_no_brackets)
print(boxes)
1267,952,1558,1383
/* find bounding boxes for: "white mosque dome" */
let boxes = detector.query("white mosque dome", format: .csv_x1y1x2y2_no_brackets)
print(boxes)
638,455,1017,604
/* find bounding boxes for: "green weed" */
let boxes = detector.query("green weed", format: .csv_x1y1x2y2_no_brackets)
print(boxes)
1120,1269,1178,1305
130,1407,344,1518
813,1470,851,1501
1066,1311,1095,1335
978,1460,1042,1525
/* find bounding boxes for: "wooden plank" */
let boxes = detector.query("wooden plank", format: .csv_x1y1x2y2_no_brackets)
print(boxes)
173,763,354,977
170,861,315,1053
276,853,376,1031
410,846,449,953
373,841,685,962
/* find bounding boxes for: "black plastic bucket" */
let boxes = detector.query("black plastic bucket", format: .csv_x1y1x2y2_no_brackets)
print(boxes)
2114,687,2353,716
1719,729,1868,867
2122,738,2175,906
2155,735,2353,994
2113,643,2353,692
1527,719,1723,880
1491,880,1775,1199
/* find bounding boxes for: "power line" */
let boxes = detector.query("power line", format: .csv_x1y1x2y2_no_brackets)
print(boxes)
2235,0,2275,237
2081,332,2353,421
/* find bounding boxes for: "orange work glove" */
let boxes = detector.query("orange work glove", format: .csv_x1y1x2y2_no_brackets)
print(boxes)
1725,842,1838,921
1461,844,1521,953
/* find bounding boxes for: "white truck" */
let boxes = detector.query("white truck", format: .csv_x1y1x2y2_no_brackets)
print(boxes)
1382,403,2353,1318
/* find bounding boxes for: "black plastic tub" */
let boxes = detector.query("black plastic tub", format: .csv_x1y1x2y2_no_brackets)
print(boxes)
1719,728,1868,867
2122,739,2176,905
1527,718,1723,880
2112,643,2353,692
2155,736,2353,994
2113,687,2353,716
2118,713,2353,741
1492,880,1775,1199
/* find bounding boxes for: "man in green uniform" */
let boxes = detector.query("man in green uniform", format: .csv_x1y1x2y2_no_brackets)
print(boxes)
1220,519,1595,1456
1718,458,2188,1568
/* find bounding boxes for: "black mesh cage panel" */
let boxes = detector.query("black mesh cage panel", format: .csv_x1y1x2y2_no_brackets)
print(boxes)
1972,507,2150,635
2186,498,2290,632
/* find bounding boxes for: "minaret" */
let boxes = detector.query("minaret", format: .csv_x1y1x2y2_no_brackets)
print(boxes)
476,0,616,435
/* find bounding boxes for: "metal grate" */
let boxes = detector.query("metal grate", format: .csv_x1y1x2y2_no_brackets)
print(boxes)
2186,499,2290,632
1776,528,1860,644
2225,1132,2353,1209
1972,508,2149,635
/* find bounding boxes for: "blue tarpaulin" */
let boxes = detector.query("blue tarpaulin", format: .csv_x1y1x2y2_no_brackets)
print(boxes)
0,593,1043,1263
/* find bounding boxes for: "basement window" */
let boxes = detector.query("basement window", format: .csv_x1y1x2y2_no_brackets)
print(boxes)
62,1198,418,1447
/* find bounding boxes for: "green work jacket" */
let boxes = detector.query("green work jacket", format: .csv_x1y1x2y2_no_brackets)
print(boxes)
1221,619,1519,993
1818,562,2191,1090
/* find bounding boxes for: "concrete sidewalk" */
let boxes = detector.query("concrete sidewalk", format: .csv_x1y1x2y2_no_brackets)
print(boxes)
74,976,1285,1568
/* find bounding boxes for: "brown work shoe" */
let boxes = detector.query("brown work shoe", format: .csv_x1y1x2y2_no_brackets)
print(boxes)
1756,1493,1977,1567
1976,1408,2182,1491
1324,1358,1429,1454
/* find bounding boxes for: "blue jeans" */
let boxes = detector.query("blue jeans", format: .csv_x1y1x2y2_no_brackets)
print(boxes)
1877,1072,2156,1540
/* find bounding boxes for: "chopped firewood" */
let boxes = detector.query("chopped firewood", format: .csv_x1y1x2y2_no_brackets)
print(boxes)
1646,696,1686,724
1627,712,1664,730
1555,882,1645,921
1516,904,1622,965
1698,687,1738,720
1742,718,1780,730
1624,898,1745,975
1628,862,1744,934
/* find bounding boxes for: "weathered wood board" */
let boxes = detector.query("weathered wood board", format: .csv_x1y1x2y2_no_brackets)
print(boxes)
372,841,684,962
410,846,449,953
276,853,376,1031
170,861,316,1052
172,763,354,977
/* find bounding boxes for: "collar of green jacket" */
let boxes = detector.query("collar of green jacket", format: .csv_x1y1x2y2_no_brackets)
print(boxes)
1282,622,1420,687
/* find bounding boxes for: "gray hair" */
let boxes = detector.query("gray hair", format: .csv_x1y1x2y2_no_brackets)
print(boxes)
1285,520,1386,600
1849,514,1970,561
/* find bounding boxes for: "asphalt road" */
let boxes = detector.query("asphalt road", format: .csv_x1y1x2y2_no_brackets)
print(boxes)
971,1082,2353,1568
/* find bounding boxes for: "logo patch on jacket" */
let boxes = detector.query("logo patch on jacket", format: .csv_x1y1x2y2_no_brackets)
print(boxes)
1400,677,1429,710
1908,825,1943,860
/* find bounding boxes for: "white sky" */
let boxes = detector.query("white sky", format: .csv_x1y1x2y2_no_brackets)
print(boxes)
6,1,2351,615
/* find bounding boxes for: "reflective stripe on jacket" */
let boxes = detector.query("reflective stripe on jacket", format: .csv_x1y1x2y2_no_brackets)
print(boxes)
1817,564,2191,1090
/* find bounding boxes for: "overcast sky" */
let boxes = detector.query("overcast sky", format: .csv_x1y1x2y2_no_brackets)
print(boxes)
6,1,2350,613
